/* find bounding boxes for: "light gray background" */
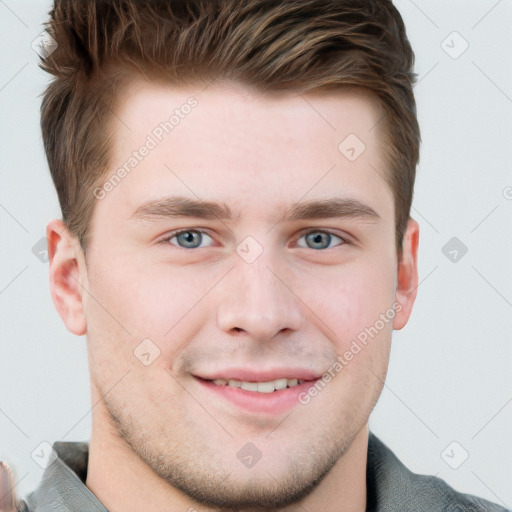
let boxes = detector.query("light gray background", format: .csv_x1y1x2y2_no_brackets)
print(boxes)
1,0,511,506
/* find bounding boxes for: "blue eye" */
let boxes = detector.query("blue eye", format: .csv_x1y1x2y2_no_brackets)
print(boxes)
164,230,214,249
161,229,346,250
296,230,345,250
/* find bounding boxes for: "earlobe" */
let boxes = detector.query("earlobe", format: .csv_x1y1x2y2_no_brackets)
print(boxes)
393,218,420,331
46,219,88,336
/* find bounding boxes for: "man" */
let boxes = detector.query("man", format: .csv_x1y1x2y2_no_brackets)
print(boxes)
1,0,508,510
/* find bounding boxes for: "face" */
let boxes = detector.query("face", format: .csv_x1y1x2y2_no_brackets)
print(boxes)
50,80,418,509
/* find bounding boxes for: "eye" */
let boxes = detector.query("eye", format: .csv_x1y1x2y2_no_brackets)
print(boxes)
161,229,214,249
296,230,346,250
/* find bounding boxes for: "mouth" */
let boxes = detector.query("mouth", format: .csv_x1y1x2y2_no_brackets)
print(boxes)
194,373,321,415
207,377,306,393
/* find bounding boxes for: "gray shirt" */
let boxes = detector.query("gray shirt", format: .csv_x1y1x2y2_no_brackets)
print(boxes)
18,432,509,511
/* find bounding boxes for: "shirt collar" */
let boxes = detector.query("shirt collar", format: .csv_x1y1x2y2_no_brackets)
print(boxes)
23,441,107,512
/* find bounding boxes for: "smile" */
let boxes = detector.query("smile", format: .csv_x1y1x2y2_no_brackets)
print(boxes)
211,377,306,393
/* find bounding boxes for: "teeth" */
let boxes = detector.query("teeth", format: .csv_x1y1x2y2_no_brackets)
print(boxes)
212,377,305,393
256,381,274,393
274,378,288,390
241,381,258,392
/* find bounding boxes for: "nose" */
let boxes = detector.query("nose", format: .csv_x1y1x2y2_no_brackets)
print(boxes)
216,250,304,341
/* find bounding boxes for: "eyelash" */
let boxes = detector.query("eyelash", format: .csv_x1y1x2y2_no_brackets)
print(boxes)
159,228,350,250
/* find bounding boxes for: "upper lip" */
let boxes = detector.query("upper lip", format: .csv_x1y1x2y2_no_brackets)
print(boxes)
194,367,322,382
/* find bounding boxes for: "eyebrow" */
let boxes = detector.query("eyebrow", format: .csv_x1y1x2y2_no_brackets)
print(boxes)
130,195,381,223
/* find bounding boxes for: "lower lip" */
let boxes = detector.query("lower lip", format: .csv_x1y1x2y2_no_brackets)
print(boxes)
195,377,319,415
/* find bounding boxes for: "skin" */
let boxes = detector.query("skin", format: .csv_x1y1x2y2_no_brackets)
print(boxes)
46,80,419,512
0,462,17,512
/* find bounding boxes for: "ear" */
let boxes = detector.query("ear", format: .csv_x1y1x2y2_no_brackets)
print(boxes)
393,218,420,331
46,219,88,336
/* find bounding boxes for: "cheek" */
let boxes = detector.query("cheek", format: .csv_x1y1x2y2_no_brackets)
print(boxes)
86,259,191,331
84,261,213,369
309,255,397,343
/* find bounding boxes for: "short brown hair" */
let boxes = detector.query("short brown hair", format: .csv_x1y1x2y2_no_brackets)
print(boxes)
40,0,420,257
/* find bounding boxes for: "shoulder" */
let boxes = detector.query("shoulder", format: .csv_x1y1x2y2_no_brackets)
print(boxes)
367,432,509,512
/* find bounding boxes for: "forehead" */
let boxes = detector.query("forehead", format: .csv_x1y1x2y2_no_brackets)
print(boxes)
117,79,383,142
97,79,391,226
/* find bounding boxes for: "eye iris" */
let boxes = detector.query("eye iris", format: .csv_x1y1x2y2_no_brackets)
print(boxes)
306,232,331,249
177,231,201,248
